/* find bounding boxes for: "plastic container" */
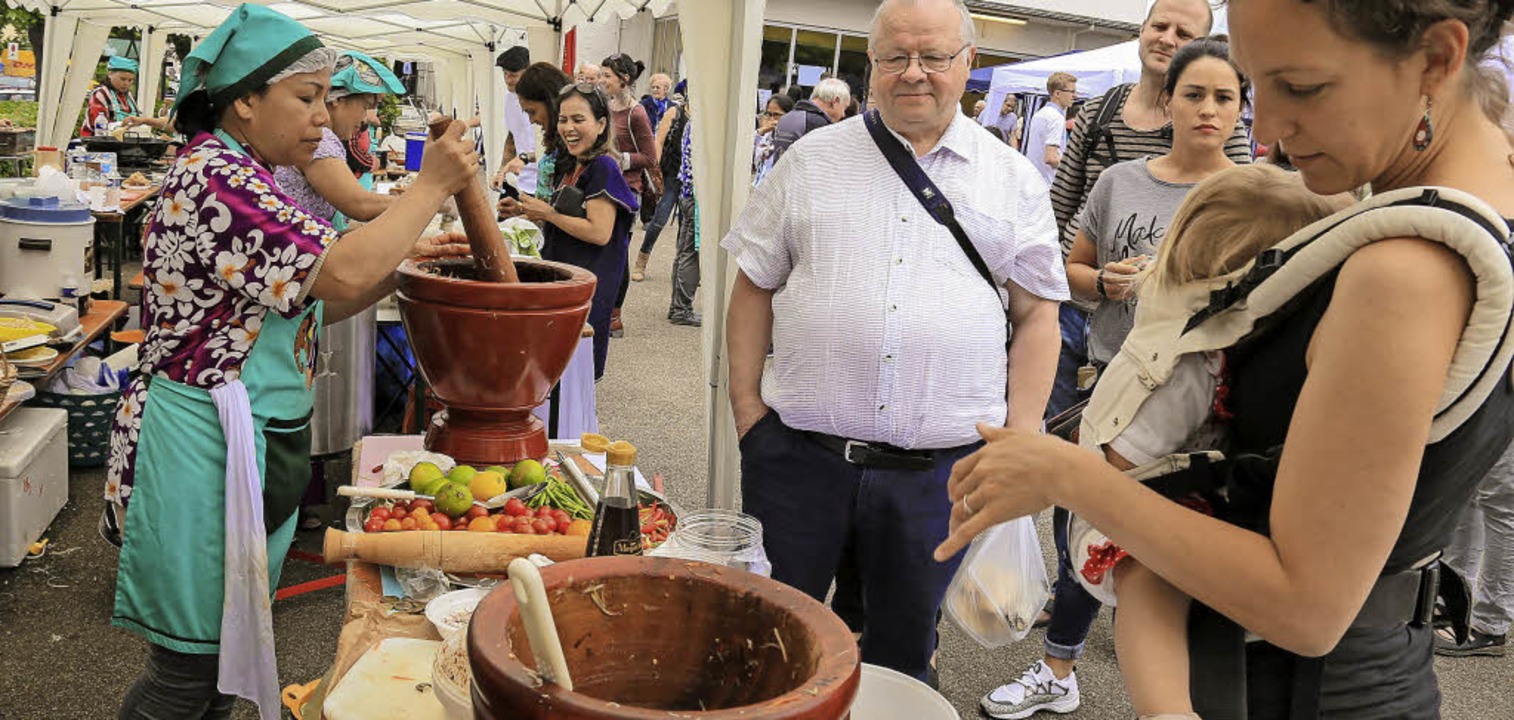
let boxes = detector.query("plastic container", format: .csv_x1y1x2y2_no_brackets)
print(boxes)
648,508,771,576
849,664,957,719
424,586,489,640
0,406,68,567
29,387,123,467
404,132,426,171
431,617,473,720
32,146,62,176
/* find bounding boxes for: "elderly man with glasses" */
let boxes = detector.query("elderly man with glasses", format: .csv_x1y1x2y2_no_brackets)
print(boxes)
721,0,1066,685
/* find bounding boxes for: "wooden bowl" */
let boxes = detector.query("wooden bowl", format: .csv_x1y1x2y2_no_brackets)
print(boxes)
468,556,861,719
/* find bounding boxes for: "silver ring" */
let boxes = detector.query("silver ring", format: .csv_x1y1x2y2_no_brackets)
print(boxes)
961,492,974,515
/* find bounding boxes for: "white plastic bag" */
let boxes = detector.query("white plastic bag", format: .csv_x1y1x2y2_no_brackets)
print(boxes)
943,515,1051,648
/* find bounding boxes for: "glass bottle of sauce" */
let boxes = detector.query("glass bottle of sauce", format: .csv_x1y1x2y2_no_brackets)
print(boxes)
585,441,643,557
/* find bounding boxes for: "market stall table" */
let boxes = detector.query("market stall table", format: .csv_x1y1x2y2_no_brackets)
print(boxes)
295,434,620,718
0,299,127,422
92,185,160,299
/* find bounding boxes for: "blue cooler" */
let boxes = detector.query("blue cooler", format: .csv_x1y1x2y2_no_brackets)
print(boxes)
404,132,426,171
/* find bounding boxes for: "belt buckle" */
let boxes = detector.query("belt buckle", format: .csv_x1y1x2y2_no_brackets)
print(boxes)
843,440,868,464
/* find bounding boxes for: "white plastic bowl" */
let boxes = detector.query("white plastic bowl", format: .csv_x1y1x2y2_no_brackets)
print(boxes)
431,618,473,720
425,587,490,641
849,663,958,719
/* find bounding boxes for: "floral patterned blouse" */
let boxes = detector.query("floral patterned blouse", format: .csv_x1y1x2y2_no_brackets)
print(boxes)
105,132,338,507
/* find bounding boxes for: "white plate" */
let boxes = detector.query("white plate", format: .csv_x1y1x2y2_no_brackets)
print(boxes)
8,346,58,367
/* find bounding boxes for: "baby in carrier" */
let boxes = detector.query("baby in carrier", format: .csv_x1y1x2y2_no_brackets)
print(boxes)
1076,164,1351,719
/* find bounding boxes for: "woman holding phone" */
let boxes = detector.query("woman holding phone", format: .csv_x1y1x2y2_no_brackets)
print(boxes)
500,83,637,380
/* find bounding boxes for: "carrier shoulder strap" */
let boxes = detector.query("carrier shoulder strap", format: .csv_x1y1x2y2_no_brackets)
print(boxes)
1082,83,1133,165
1080,186,1513,451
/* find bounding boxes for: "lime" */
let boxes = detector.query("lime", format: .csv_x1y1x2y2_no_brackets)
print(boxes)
484,465,511,477
447,465,478,485
409,461,445,488
433,483,474,518
508,459,546,490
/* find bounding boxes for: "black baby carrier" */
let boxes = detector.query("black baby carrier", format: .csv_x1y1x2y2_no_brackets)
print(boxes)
1065,186,1514,719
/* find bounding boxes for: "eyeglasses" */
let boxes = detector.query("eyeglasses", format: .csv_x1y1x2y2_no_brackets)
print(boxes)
873,44,971,75
762,110,785,119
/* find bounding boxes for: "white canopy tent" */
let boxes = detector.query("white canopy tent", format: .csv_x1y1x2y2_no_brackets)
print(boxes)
17,0,674,179
985,39,1141,113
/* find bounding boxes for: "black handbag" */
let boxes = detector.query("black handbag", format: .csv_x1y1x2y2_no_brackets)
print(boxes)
553,185,587,218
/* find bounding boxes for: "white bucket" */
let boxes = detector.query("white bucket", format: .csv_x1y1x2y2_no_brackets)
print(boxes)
849,663,958,719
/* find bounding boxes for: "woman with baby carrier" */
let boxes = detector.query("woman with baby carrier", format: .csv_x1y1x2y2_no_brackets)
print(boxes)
936,1,1514,717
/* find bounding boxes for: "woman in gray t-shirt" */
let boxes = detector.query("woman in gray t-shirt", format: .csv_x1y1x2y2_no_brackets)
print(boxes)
1065,45,1250,366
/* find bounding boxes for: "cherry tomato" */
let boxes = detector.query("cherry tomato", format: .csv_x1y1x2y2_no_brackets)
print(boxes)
551,509,571,526
369,506,392,522
409,499,434,513
530,519,550,534
400,517,418,531
494,514,512,531
535,506,554,519
391,506,408,521
382,518,402,532
432,514,452,531
513,516,534,533
466,505,490,520
364,519,385,534
537,516,557,533
504,498,529,517
452,520,469,531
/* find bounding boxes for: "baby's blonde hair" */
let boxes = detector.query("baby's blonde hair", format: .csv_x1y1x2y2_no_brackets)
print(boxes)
1147,164,1353,289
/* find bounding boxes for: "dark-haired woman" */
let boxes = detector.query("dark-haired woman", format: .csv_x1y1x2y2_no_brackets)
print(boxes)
598,53,657,337
942,1,1514,717
510,62,574,201
1066,38,1245,371
501,84,637,380
106,5,476,718
753,93,795,184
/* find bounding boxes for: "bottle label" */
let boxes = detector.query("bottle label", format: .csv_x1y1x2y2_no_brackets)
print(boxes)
611,536,641,556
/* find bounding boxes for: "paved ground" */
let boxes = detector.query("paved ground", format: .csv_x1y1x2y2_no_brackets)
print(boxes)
2,227,1511,718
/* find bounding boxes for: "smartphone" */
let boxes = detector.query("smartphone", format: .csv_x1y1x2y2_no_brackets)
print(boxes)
499,179,520,201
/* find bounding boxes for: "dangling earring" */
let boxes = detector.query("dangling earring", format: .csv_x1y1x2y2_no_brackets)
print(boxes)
1414,96,1434,152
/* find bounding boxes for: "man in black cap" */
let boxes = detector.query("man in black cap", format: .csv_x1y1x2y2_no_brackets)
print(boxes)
492,46,538,194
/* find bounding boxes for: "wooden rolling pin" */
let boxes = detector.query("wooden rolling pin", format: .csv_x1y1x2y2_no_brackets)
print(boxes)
427,115,518,283
323,527,585,573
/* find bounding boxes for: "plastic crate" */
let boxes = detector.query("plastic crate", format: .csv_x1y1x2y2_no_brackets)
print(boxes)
28,388,122,467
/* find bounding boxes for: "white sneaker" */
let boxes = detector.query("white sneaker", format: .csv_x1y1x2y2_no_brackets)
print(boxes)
979,661,1080,719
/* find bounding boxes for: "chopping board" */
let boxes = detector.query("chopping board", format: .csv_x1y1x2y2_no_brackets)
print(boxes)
323,637,447,720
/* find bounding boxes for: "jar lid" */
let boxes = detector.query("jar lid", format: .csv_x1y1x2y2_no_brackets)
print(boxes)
0,195,92,223
606,440,637,466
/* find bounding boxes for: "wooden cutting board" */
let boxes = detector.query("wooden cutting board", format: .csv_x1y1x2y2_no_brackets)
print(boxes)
323,637,447,720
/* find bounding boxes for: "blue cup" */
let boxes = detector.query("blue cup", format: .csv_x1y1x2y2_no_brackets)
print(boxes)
404,132,426,172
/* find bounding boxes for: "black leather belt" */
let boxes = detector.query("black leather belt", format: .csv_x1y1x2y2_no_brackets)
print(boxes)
802,431,937,471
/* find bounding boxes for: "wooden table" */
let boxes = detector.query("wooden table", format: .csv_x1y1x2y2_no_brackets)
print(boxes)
0,299,128,422
93,185,160,299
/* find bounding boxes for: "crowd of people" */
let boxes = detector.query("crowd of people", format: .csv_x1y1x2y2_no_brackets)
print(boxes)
94,0,1514,716
725,0,1514,719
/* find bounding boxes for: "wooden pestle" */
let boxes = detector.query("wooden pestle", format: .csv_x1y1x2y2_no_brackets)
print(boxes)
428,116,518,283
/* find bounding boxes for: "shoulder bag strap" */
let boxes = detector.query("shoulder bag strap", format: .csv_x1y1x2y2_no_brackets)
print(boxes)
863,109,997,294
1084,84,1132,165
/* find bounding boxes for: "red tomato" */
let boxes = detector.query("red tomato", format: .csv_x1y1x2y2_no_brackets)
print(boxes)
494,514,512,531
466,505,490,520
535,506,554,519
369,506,392,522
382,518,402,532
551,510,571,527
363,519,385,534
432,514,452,531
504,498,529,517
531,519,550,534
538,516,557,533
410,499,434,513
512,516,534,533
452,520,469,531
391,506,408,521
400,517,418,531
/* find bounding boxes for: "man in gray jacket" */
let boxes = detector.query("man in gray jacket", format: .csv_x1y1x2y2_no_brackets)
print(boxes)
770,77,851,163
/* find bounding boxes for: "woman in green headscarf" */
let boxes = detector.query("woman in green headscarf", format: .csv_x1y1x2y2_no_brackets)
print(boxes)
82,56,145,136
105,6,476,718
274,50,407,229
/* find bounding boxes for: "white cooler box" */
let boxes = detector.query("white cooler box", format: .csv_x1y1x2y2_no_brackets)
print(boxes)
0,406,69,567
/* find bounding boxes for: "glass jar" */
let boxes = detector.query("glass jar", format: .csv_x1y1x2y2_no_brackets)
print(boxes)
649,509,772,577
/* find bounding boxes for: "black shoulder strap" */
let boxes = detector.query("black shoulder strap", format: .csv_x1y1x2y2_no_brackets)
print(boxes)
863,109,997,294
1083,83,1133,165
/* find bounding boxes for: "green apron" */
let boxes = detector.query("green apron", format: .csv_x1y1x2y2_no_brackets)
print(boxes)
112,132,325,654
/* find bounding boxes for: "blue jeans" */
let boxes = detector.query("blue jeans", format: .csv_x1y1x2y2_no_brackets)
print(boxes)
1046,304,1090,420
640,173,682,254
1047,506,1102,660
739,412,979,681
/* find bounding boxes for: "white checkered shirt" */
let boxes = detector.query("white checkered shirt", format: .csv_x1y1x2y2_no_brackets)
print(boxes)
722,111,1069,450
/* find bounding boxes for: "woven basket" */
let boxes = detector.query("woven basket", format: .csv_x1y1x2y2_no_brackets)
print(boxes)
30,387,122,467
